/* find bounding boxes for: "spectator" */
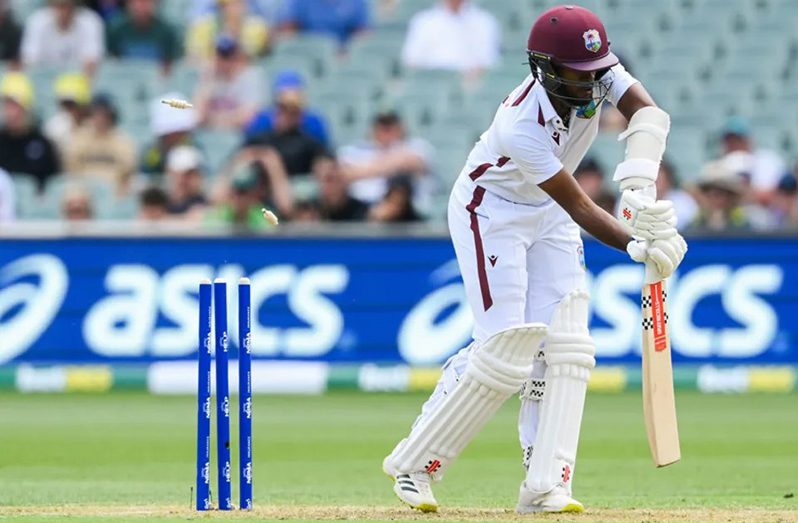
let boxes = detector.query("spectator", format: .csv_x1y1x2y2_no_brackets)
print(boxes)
106,0,181,73
21,0,105,76
338,111,434,214
369,177,422,223
689,160,751,232
194,35,264,130
187,0,270,62
164,145,208,216
45,72,92,154
138,185,170,221
715,116,786,205
214,145,294,219
61,185,94,221
140,92,198,174
0,0,22,62
0,167,15,222
209,164,276,230
656,159,698,231
64,94,136,195
401,0,500,79
768,173,798,230
245,88,327,175
245,70,331,147
278,0,369,47
0,73,60,192
307,153,368,221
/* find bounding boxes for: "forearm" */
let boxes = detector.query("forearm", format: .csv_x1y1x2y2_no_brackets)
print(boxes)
569,197,631,252
539,170,631,252
343,151,425,181
259,151,294,217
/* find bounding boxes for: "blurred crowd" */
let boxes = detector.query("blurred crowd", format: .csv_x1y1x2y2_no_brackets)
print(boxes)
0,0,439,228
0,0,795,233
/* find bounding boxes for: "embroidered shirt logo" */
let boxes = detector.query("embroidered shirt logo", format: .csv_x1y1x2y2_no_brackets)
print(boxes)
488,255,498,267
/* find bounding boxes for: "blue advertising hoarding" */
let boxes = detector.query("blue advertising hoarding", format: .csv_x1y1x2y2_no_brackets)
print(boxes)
1,235,796,366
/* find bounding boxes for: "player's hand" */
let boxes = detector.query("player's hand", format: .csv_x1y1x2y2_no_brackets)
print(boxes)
617,190,677,240
627,234,687,278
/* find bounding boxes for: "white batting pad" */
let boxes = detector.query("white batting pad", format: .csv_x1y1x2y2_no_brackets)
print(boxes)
523,290,595,495
385,324,548,477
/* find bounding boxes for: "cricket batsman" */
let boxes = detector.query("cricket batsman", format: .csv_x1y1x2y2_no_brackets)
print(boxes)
383,4,687,514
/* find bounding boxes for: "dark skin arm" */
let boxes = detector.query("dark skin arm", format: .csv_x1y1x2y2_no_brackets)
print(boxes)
539,169,631,252
615,82,658,121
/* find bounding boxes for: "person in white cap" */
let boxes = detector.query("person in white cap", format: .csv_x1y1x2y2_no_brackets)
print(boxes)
164,145,208,217
140,91,198,175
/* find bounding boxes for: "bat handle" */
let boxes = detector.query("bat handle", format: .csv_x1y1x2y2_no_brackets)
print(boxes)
645,260,664,284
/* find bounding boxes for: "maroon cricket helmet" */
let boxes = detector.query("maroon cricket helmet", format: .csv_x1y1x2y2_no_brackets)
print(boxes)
527,5,618,72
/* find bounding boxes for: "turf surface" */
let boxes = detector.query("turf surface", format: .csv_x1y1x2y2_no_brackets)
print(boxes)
0,391,796,522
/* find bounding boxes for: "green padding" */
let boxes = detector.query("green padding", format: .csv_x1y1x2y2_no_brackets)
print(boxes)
620,366,698,391
625,367,642,390
112,366,148,390
673,366,699,391
0,366,16,390
326,366,360,390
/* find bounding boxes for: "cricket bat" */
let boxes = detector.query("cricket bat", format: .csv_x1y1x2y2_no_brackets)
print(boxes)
641,261,681,467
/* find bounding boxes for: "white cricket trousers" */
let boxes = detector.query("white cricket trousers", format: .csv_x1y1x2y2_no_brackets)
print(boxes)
413,175,588,454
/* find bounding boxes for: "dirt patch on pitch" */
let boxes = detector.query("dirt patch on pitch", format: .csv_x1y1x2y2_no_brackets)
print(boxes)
1,505,796,522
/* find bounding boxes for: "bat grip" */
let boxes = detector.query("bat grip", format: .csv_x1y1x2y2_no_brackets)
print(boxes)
645,260,664,284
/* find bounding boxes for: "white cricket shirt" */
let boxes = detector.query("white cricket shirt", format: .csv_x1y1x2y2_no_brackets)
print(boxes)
401,2,501,71
460,64,637,205
21,7,105,67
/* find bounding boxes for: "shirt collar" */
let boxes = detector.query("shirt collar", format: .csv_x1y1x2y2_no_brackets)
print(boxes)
533,80,568,132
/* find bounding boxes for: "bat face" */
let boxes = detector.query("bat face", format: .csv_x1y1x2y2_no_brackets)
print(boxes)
641,278,681,467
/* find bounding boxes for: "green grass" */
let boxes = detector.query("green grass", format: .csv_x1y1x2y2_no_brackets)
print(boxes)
0,392,796,522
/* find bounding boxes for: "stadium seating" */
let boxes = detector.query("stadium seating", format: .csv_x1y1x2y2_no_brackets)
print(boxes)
5,0,796,223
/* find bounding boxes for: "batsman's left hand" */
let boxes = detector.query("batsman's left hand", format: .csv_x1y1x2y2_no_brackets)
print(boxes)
627,234,687,278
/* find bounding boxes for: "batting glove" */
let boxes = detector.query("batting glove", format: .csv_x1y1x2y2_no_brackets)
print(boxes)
617,190,678,241
627,234,688,278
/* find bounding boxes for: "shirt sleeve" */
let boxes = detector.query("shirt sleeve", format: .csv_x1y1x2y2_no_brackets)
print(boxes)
400,14,427,67
240,68,265,106
606,62,639,106
501,119,563,185
20,11,45,65
473,12,501,69
278,0,300,25
352,0,370,31
80,9,105,62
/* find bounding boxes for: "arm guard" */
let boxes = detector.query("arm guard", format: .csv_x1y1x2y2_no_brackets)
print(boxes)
612,106,670,198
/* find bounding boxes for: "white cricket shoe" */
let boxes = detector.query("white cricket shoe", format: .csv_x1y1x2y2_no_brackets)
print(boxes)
383,459,438,513
516,483,584,514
